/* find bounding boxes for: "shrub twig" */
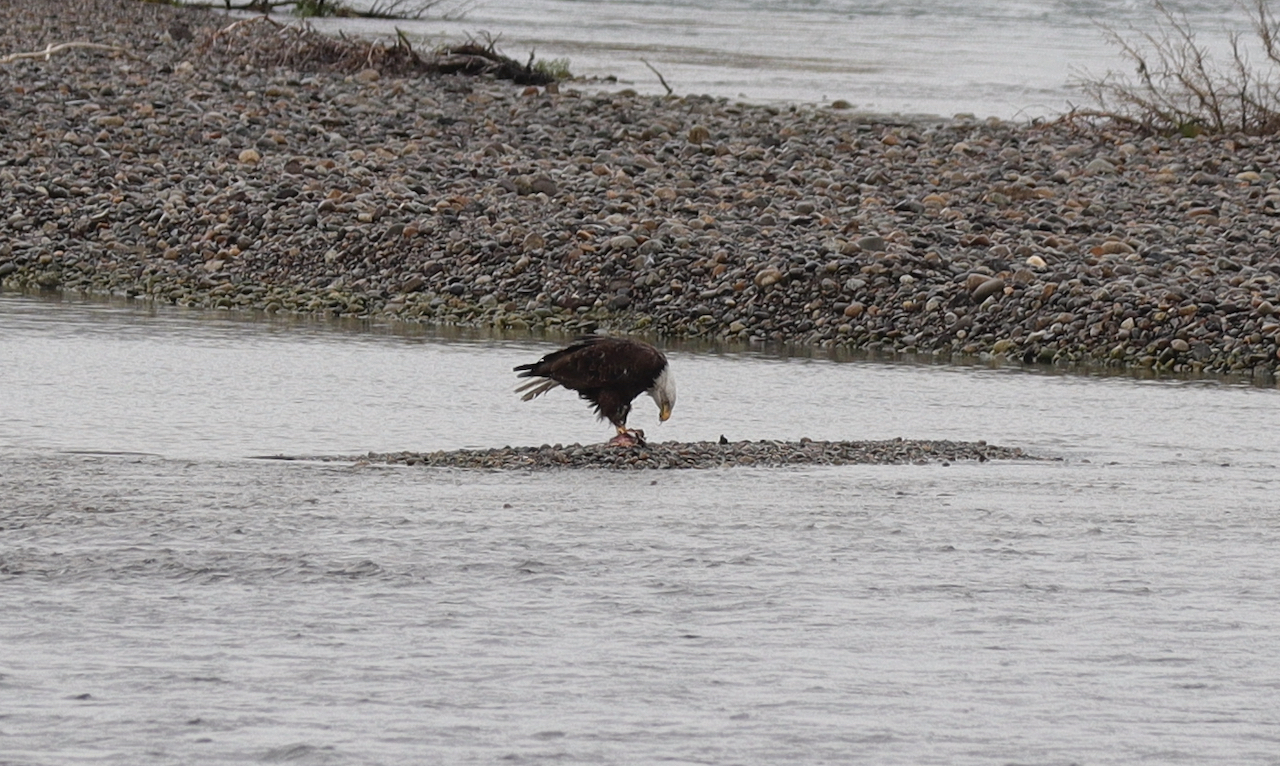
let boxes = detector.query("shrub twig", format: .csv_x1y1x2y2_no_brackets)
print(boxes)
1079,0,1280,135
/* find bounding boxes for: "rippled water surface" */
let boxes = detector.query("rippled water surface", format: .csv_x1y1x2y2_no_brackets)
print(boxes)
301,0,1254,118
4,293,1280,765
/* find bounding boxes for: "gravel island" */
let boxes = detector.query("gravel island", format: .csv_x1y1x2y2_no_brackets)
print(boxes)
307,438,1036,470
3,0,1280,380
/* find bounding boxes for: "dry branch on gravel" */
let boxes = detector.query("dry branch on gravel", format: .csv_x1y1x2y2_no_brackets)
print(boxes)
0,40,143,65
200,15,423,74
196,15,555,84
180,0,469,20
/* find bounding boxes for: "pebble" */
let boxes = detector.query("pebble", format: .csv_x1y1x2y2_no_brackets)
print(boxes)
1,0,1278,382
606,235,639,251
971,277,1006,303
754,267,784,288
855,235,888,253
1084,157,1118,174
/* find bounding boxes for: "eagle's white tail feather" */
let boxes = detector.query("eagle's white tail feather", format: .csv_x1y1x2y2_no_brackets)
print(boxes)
516,379,560,401
514,378,549,393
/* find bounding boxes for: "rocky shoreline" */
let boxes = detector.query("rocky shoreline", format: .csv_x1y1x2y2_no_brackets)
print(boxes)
271,438,1037,470
3,0,1280,379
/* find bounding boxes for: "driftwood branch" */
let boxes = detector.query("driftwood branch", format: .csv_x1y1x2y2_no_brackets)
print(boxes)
183,0,465,20
641,58,672,96
0,41,143,65
197,15,555,85
180,1,301,11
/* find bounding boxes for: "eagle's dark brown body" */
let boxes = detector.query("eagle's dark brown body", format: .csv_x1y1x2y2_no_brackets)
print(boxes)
514,336,676,440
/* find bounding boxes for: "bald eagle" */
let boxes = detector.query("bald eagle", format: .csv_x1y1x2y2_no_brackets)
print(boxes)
514,336,676,446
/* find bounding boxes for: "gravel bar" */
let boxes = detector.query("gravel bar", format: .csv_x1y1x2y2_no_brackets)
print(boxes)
337,439,1038,469
3,0,1280,379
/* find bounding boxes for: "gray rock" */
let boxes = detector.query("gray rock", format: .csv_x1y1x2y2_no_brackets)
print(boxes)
971,277,1005,303
855,235,887,252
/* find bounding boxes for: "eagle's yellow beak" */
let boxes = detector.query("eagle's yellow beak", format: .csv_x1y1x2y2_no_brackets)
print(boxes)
659,403,672,422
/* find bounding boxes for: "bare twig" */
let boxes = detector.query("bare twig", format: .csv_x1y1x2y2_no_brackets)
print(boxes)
438,0,476,21
392,26,423,66
211,15,280,40
365,0,437,19
640,58,672,96
180,1,293,11
0,41,143,65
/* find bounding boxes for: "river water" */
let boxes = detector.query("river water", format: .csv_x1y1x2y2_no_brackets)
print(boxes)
3,292,1280,764
297,0,1256,119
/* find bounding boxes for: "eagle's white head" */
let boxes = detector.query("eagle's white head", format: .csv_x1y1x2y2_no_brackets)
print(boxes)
648,365,676,422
